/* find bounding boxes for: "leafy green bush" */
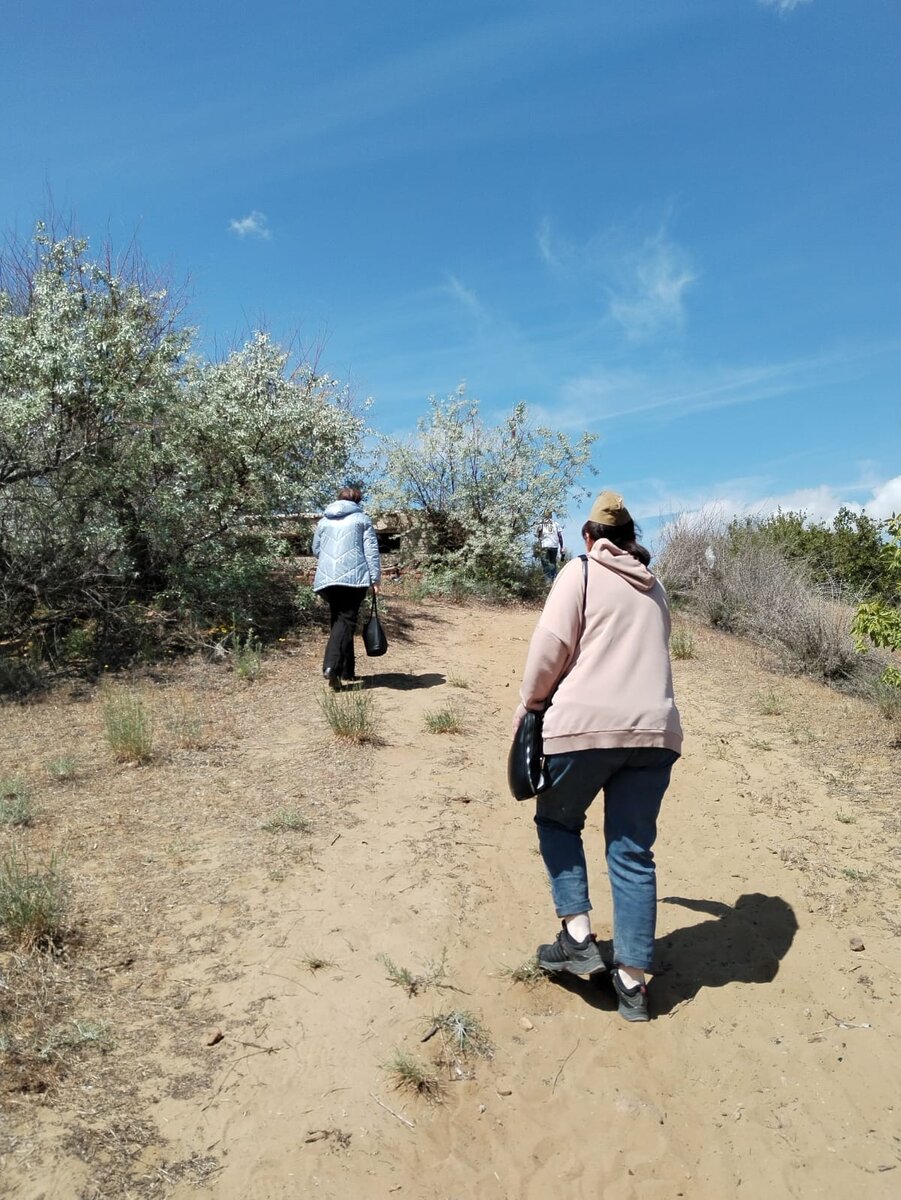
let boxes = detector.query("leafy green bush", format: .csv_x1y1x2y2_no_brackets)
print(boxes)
728,507,895,602
852,515,901,699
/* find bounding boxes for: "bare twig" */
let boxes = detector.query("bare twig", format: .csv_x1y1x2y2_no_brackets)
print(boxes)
552,1040,580,1093
370,1092,415,1130
825,1010,872,1030
201,1046,282,1111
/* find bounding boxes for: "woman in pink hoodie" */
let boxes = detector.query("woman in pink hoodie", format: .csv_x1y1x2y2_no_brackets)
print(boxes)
513,491,682,1021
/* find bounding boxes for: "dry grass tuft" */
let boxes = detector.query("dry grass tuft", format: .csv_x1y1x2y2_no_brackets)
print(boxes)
44,755,78,782
384,1049,443,1100
0,849,71,951
101,690,153,763
379,951,447,997
431,1009,493,1060
262,807,312,834
0,777,35,827
423,705,464,734
670,626,695,660
318,686,381,744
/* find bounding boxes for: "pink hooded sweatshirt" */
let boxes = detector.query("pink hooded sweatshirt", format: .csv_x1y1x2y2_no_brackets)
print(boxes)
517,539,683,755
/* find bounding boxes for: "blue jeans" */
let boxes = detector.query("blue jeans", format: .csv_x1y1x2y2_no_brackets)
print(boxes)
534,747,679,970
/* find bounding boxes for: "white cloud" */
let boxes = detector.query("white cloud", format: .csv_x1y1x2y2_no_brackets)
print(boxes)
758,0,813,14
535,214,697,341
228,210,271,240
537,217,566,269
606,228,697,341
646,474,900,530
444,274,485,319
865,475,901,520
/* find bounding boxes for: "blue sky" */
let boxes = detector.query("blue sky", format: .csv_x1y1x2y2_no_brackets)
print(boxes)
2,0,899,547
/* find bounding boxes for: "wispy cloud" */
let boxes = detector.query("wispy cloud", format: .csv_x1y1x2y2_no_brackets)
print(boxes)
535,215,697,341
548,341,898,430
758,0,813,15
606,227,697,341
537,217,566,269
443,274,486,320
228,210,271,240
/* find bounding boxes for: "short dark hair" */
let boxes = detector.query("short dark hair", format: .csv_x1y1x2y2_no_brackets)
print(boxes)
581,518,651,567
337,485,362,503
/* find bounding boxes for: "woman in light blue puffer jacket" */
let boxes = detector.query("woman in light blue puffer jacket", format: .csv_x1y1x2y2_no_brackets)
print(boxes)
312,486,381,687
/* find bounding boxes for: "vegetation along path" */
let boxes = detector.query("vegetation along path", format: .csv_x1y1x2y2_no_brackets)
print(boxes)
1,596,899,1199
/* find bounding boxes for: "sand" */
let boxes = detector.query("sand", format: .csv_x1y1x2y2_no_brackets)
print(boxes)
1,597,899,1199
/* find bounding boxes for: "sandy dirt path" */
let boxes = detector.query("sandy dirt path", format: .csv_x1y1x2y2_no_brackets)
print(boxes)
2,597,900,1199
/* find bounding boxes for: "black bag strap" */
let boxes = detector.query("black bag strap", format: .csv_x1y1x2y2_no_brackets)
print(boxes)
578,553,588,633
367,571,379,617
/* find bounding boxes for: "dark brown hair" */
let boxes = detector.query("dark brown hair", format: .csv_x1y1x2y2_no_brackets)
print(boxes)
337,485,362,503
581,518,651,567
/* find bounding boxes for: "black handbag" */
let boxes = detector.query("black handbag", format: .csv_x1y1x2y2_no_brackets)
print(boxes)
507,709,548,801
362,591,388,657
507,555,589,802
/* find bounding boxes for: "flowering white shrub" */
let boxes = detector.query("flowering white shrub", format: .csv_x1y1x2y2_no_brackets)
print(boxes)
0,226,362,662
375,391,596,595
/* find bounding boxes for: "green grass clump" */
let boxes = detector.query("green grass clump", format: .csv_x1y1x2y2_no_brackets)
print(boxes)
262,807,312,834
447,673,471,689
379,951,447,997
423,705,464,735
39,1019,111,1060
318,687,380,744
503,956,545,986
872,677,901,723
232,631,263,682
670,627,695,660
44,755,77,782
0,849,70,951
102,691,153,763
432,1010,493,1059
384,1050,442,1101
0,777,35,827
757,689,786,716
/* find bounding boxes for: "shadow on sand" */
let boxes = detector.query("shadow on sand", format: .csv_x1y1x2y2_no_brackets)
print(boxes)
546,892,799,1019
364,672,446,690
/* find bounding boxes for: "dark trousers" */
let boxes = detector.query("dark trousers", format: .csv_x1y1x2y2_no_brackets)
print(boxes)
320,585,367,679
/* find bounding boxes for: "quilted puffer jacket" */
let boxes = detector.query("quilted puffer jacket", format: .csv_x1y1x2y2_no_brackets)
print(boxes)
312,500,381,591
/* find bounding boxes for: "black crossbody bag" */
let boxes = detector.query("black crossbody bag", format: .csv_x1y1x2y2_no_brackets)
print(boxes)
507,555,589,801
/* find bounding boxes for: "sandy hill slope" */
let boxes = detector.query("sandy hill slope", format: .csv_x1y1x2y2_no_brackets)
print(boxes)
1,597,899,1199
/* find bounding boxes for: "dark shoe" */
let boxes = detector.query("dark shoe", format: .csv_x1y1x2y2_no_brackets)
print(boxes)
323,668,341,691
537,922,606,976
611,968,649,1022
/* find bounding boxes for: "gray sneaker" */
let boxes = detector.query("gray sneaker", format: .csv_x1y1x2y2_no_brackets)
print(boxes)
611,969,649,1022
537,923,606,976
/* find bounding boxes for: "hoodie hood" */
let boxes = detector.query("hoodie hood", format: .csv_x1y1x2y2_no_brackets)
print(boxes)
323,500,362,519
588,538,655,592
